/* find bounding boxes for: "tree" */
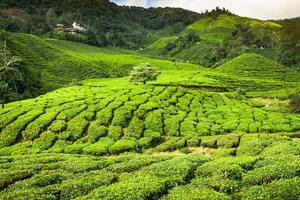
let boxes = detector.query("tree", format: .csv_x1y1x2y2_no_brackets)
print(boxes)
278,19,300,67
289,92,300,113
0,33,22,107
129,63,160,84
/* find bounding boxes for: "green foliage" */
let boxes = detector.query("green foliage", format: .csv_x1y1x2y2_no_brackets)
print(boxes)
108,125,123,141
237,88,247,95
129,63,161,84
108,139,138,154
0,34,23,106
241,177,300,200
180,147,191,154
145,110,163,133
32,131,57,151
289,91,300,113
87,123,107,143
217,134,240,148
83,137,114,156
124,117,144,139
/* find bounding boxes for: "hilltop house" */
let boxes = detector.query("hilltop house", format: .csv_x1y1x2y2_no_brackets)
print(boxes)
65,22,85,34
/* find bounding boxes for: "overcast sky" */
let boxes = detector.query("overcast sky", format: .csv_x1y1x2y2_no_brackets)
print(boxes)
112,0,300,20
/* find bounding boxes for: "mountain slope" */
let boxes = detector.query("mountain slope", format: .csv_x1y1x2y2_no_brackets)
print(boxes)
185,14,281,43
215,53,299,81
6,31,204,101
0,0,201,48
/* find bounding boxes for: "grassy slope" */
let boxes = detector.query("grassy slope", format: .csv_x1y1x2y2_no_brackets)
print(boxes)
9,32,204,93
186,15,281,43
0,74,299,154
147,36,178,49
145,14,282,69
1,32,300,199
187,14,281,31
215,53,300,81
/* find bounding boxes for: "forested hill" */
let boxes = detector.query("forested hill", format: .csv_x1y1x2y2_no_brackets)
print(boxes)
0,0,201,48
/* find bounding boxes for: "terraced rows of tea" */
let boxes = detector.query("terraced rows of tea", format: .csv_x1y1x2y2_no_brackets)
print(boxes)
1,80,299,156
1,135,300,200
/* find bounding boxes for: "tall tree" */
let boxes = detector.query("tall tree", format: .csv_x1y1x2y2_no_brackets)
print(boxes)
0,31,22,107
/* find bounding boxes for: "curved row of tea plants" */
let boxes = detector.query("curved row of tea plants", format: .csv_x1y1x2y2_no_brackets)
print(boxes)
0,133,299,199
1,79,299,156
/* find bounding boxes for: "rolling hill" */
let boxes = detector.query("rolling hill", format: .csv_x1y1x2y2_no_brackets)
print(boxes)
6,31,204,100
144,12,283,68
1,4,300,200
215,53,299,81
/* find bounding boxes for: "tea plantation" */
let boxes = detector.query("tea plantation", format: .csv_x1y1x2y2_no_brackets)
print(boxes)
1,34,300,199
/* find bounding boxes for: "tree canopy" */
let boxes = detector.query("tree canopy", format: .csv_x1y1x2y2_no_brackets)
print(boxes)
129,63,161,84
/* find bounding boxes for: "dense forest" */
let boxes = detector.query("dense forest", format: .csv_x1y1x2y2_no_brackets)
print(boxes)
0,0,201,48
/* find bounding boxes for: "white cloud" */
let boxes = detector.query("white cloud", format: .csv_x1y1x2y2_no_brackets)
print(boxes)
116,0,300,20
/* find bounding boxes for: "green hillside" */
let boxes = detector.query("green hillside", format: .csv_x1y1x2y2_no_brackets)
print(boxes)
7,32,203,100
0,0,201,48
185,15,281,43
1,70,300,199
1,75,300,154
145,12,283,68
215,53,300,81
187,14,281,31
1,3,300,200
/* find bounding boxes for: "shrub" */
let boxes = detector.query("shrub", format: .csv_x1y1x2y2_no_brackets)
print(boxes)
143,130,161,145
222,120,239,132
96,108,112,126
108,139,138,154
155,137,186,152
87,123,107,143
196,161,244,181
129,63,161,84
182,131,198,140
112,106,134,127
57,171,117,199
180,118,196,133
48,120,67,133
237,134,265,156
241,177,300,200
145,110,163,133
242,158,300,186
237,88,247,96
0,170,34,190
124,117,144,139
57,105,86,121
248,121,261,133
108,126,123,141
201,136,217,148
32,131,57,151
83,137,114,155
22,110,59,140
196,122,211,136
162,186,230,200
138,137,154,149
164,115,181,136
289,92,300,113
187,137,201,147
217,134,240,148
80,174,166,200
180,147,191,154
0,109,44,148
66,114,89,141
64,144,89,154
47,140,68,153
